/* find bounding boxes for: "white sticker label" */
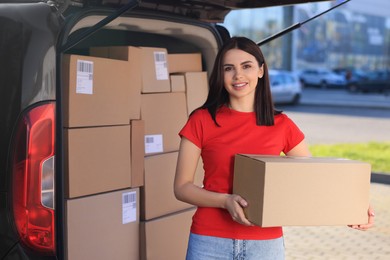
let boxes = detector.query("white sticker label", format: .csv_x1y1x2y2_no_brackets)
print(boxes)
122,191,137,224
145,134,163,154
76,60,93,94
153,51,168,80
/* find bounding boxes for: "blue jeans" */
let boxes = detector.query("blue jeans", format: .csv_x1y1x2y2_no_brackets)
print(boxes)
186,233,285,260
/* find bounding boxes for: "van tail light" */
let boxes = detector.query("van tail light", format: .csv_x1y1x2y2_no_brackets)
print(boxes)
11,102,56,255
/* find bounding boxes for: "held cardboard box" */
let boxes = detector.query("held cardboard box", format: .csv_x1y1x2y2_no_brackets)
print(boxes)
140,207,196,260
183,72,209,115
233,155,371,227
64,125,131,198
90,45,170,94
141,151,203,220
66,188,139,260
168,53,202,73
62,54,138,127
141,92,188,155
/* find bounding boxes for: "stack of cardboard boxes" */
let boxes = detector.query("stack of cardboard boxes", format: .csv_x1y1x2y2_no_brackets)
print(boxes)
62,46,208,259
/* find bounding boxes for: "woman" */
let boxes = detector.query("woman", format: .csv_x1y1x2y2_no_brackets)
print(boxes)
174,37,374,260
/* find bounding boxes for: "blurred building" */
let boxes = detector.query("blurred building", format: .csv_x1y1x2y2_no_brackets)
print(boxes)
221,0,390,72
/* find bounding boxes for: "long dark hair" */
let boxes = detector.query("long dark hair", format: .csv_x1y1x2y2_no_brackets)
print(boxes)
198,36,278,126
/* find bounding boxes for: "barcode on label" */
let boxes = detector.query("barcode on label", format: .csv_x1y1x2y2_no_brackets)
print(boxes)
77,60,93,73
123,192,136,205
145,136,154,143
154,52,166,62
145,134,163,154
122,191,137,224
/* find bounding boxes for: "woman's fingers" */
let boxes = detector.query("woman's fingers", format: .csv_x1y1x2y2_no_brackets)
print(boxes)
348,206,375,231
226,195,253,226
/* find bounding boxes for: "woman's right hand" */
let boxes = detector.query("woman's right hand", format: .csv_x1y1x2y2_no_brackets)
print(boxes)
224,194,253,226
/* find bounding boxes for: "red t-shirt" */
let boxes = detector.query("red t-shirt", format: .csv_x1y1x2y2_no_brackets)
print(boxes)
179,106,305,240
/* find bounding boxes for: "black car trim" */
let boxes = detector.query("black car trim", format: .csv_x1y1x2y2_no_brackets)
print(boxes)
59,0,139,53
257,0,350,46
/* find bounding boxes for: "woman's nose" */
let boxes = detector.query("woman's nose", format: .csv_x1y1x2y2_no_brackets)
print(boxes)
234,68,243,78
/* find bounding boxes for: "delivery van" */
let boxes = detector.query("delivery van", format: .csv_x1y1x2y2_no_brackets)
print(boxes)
0,0,330,259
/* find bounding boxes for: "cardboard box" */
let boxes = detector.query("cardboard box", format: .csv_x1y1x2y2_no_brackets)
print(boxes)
64,121,144,197
233,155,371,227
170,74,186,92
62,54,139,127
141,92,188,154
168,53,202,73
140,207,196,260
141,152,203,220
183,72,208,115
130,120,145,187
65,125,135,198
140,47,170,93
90,45,170,94
66,188,139,260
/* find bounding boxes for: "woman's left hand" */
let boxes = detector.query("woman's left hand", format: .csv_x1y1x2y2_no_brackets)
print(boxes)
348,205,375,231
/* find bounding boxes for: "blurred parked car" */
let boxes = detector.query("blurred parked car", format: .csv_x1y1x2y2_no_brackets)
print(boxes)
356,70,390,93
332,68,369,92
299,68,347,89
269,70,302,105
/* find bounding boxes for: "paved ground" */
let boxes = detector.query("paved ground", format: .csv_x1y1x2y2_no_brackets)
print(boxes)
283,89,390,260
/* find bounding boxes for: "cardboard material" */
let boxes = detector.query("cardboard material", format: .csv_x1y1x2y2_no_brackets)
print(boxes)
168,53,202,73
130,120,145,187
170,74,186,92
64,125,131,198
141,92,188,154
89,46,142,120
66,188,139,260
142,152,203,220
62,54,138,127
140,47,170,93
140,207,196,260
183,72,209,115
233,155,371,227
90,45,170,94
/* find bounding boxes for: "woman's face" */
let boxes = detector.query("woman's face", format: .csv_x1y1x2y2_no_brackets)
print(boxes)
222,48,264,103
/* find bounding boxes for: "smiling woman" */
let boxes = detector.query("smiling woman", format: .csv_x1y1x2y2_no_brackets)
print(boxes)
174,37,312,260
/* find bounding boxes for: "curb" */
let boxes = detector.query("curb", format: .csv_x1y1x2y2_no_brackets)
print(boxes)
300,101,390,110
371,173,390,185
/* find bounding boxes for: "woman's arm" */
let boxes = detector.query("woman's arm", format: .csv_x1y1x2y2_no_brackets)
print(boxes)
174,137,252,226
285,139,312,157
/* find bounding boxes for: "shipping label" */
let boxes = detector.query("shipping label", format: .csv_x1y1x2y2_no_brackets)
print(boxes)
153,51,168,80
144,134,163,154
122,191,137,224
76,59,93,94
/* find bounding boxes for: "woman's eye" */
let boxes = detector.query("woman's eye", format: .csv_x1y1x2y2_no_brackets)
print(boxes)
224,66,233,72
243,64,252,69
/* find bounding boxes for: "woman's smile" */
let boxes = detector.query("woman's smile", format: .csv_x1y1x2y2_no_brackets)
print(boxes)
232,82,248,90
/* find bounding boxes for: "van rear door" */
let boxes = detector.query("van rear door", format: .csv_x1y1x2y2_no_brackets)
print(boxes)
0,3,62,259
